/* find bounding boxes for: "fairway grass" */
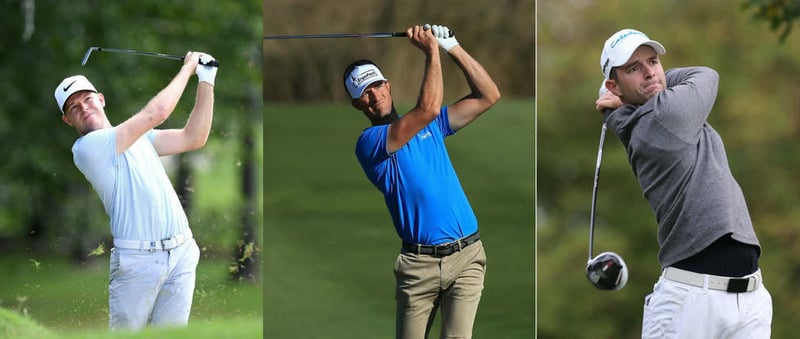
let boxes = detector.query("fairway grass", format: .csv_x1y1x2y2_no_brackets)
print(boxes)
264,99,534,338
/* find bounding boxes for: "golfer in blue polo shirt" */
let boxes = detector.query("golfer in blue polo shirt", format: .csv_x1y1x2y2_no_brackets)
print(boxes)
343,24,500,339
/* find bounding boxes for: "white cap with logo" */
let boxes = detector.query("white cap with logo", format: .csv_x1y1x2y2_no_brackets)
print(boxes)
600,29,666,79
345,63,388,99
55,75,97,114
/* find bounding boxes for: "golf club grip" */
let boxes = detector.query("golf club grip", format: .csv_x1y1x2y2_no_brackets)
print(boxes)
393,30,456,37
263,29,454,39
177,56,219,67
419,28,456,38
200,59,220,67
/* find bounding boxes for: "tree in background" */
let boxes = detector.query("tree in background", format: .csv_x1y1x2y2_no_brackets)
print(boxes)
263,0,534,102
0,1,261,283
539,0,800,337
744,0,800,42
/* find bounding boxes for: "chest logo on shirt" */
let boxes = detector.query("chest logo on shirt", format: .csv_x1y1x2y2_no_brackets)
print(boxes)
417,131,432,140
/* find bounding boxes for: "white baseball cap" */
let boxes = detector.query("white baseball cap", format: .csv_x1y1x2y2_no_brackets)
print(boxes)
600,29,666,79
55,75,97,114
344,63,388,99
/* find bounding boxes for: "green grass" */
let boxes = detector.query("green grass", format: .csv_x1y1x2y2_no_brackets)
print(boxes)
264,99,534,338
0,100,264,337
0,312,261,339
0,254,262,337
0,307,53,338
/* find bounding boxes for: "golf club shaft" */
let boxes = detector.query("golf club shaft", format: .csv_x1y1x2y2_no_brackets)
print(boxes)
82,47,219,67
588,118,609,262
264,28,454,40
264,32,406,40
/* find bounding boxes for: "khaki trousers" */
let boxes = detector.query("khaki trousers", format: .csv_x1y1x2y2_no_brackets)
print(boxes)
394,240,486,339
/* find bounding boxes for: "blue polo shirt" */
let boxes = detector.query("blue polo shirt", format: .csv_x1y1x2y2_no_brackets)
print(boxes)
355,106,478,245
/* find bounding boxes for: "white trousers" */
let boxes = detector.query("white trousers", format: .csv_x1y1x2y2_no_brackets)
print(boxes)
108,238,200,330
642,270,772,339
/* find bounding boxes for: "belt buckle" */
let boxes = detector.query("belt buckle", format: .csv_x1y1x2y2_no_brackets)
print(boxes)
726,277,750,293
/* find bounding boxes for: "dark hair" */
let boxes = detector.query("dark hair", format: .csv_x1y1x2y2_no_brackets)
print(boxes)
609,67,619,81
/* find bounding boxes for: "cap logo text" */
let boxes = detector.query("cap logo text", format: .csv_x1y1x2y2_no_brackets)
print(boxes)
352,69,378,87
610,31,645,49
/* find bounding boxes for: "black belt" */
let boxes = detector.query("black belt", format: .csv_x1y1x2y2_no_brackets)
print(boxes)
402,232,480,257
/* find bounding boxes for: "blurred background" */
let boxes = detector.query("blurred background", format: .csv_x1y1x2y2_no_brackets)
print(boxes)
264,0,534,337
538,0,800,338
0,1,262,337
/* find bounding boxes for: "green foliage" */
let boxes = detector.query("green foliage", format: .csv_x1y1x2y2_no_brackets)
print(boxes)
743,0,800,42
539,1,800,337
264,100,533,338
0,0,261,255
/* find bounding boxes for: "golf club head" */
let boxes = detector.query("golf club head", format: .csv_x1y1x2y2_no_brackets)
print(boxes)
586,251,628,291
81,47,100,66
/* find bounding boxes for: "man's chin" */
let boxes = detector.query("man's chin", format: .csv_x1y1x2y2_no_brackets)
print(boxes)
644,83,664,96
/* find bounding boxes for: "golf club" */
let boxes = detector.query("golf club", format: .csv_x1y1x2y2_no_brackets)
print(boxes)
81,47,219,67
585,84,629,291
264,25,453,40
264,32,406,40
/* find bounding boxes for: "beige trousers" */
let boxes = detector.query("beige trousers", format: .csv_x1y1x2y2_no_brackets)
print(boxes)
394,240,487,339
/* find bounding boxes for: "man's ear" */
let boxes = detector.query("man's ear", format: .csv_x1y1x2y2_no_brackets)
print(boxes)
61,113,73,126
605,79,622,97
98,92,106,107
351,98,362,111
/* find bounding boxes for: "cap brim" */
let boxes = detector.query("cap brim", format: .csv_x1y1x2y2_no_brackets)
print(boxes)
643,41,666,55
353,78,386,98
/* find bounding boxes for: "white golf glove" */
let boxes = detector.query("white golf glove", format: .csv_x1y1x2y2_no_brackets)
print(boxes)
431,24,459,52
196,54,218,86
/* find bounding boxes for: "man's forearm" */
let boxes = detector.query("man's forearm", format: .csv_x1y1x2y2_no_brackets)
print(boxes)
417,49,444,113
182,82,215,147
142,65,195,123
448,45,500,102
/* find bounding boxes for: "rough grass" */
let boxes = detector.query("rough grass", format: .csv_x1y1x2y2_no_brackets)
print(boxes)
0,310,261,339
0,254,262,337
0,307,52,339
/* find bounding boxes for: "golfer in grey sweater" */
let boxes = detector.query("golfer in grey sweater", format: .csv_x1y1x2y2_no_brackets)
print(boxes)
595,28,772,338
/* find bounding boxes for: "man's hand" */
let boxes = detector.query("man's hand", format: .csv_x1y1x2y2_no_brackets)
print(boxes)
595,82,622,114
182,51,201,71
430,24,459,52
406,25,438,55
196,54,218,86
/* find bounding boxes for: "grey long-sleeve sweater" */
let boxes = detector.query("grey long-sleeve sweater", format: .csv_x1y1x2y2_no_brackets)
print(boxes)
606,66,761,268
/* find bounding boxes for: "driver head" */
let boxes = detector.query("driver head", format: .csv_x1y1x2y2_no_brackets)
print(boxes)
586,251,628,291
